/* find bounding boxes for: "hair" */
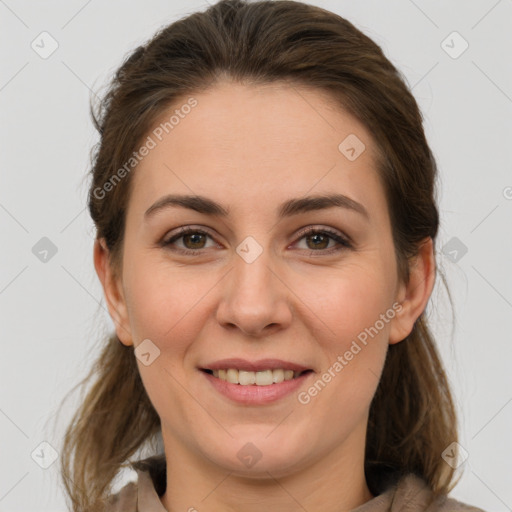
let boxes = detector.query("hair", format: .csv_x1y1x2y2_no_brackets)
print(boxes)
59,1,461,510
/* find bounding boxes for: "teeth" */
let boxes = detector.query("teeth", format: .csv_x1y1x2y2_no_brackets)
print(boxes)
226,368,238,384
240,370,256,385
272,369,284,383
209,368,304,386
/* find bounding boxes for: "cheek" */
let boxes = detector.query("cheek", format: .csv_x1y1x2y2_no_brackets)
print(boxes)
299,266,393,419
301,261,395,404
122,254,211,349
122,256,214,420
303,261,395,345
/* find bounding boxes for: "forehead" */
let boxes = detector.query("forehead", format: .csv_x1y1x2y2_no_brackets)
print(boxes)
128,80,386,223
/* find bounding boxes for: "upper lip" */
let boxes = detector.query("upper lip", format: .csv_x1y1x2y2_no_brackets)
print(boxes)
201,358,312,373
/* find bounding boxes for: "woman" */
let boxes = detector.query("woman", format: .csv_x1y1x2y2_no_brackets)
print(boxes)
59,1,486,510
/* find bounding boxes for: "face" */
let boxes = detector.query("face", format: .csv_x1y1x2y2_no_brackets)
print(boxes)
96,80,432,479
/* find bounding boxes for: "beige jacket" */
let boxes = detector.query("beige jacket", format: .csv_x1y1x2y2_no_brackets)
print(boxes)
106,456,486,512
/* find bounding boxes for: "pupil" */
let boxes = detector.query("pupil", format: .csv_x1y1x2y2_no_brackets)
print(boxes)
308,233,327,249
185,233,204,248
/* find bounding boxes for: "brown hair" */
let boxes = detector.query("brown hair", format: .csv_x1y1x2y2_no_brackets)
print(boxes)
59,1,460,510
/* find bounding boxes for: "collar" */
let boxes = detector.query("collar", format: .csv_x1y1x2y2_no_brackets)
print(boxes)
132,456,442,512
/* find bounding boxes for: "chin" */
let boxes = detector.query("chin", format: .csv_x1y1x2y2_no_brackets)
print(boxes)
205,433,312,478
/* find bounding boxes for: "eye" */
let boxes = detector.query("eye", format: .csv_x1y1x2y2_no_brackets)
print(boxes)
293,226,352,254
161,227,217,255
161,226,352,256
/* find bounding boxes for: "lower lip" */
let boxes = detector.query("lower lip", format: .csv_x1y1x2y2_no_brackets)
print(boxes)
201,370,313,405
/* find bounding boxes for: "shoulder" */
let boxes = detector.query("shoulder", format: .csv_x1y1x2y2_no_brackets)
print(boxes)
103,454,166,512
438,496,487,512
392,473,487,512
104,480,137,512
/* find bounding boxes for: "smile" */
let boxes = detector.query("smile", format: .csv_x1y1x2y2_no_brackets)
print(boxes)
200,368,314,405
201,368,313,386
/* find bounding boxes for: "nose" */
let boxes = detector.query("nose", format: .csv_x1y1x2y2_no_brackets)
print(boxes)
215,247,293,338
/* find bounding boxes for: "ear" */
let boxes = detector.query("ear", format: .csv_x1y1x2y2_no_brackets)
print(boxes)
389,237,436,345
93,238,134,346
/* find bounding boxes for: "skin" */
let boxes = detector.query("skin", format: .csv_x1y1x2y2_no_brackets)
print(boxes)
94,80,435,512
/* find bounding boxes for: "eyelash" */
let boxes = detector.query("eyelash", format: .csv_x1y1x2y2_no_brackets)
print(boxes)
161,226,353,256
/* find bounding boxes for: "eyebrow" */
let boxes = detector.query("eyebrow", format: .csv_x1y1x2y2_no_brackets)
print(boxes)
144,193,369,220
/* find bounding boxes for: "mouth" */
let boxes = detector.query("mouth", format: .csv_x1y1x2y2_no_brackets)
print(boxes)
200,368,314,386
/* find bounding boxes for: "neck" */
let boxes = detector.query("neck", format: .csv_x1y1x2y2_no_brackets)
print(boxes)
159,430,374,512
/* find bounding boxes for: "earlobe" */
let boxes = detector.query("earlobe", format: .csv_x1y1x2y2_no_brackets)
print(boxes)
388,237,436,345
93,238,134,346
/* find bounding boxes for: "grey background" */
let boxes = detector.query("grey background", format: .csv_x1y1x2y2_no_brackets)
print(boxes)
1,0,511,510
